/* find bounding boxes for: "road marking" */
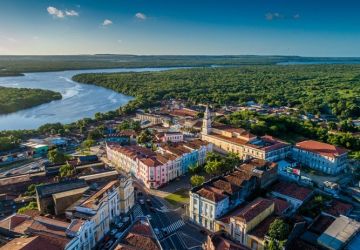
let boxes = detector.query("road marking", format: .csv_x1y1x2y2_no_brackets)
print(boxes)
132,205,143,218
162,219,185,234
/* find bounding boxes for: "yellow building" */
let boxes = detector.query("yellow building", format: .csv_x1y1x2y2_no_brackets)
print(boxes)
214,198,275,250
201,106,291,162
118,174,135,214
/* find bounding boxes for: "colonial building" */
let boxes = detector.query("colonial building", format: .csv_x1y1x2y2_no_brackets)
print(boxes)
66,180,121,242
292,140,348,175
203,230,248,250
240,159,278,188
114,217,162,250
118,175,135,214
270,181,313,211
201,106,291,161
227,198,274,248
189,168,258,231
0,214,95,250
106,139,212,189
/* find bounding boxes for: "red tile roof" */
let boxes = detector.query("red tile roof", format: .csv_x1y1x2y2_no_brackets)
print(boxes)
271,181,313,201
117,220,161,250
270,198,291,215
0,236,62,250
324,200,353,217
296,140,348,158
0,214,31,231
206,231,249,250
232,198,274,223
248,215,278,240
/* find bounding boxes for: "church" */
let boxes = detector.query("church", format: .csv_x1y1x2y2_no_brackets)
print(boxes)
200,106,291,162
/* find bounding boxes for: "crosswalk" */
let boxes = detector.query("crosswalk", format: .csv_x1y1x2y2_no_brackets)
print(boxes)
161,219,185,234
132,205,144,219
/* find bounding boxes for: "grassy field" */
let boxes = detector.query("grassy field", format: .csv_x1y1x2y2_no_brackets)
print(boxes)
164,189,190,206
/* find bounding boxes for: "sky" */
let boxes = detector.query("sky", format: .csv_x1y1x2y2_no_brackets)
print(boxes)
0,0,360,56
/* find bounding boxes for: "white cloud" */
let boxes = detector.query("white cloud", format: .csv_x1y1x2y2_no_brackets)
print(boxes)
102,19,113,26
47,6,65,18
135,12,147,20
65,10,79,16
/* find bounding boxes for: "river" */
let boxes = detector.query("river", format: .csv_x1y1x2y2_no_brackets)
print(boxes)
0,67,177,131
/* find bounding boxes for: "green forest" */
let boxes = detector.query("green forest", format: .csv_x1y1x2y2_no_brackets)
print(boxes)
73,65,360,120
0,86,62,114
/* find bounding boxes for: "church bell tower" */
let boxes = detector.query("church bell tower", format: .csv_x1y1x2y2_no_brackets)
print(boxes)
202,105,212,135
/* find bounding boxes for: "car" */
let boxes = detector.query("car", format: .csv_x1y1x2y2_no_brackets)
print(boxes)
110,229,117,236
3,172,11,177
116,222,124,229
115,232,123,239
139,199,145,205
122,217,130,223
149,207,156,213
162,229,168,236
154,228,160,235
146,214,152,220
104,240,114,249
146,198,152,204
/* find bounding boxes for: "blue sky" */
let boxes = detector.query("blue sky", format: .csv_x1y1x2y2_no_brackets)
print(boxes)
0,0,360,56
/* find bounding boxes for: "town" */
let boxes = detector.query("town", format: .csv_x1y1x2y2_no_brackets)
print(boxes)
0,100,359,250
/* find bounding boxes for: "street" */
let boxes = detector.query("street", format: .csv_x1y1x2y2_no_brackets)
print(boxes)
131,184,205,250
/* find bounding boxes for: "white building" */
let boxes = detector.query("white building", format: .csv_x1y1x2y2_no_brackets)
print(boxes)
67,180,121,242
292,140,348,175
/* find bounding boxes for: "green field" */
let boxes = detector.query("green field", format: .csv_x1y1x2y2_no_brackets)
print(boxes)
164,189,190,206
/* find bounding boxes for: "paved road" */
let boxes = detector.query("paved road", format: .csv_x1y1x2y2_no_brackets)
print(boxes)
131,183,204,250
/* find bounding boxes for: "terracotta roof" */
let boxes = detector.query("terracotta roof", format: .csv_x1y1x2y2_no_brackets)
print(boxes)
212,179,240,195
0,214,31,232
324,200,353,217
296,140,348,158
170,108,198,117
271,181,313,201
196,187,228,202
248,215,278,240
118,220,161,250
286,238,320,250
308,215,335,235
232,198,274,223
270,198,291,215
0,236,62,250
206,231,249,250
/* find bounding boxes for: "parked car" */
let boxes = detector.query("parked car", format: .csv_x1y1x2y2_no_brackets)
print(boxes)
149,207,156,213
122,217,130,223
116,222,124,229
115,232,123,239
104,240,113,249
146,214,152,220
110,229,117,236
146,198,152,204
139,199,145,205
154,228,160,235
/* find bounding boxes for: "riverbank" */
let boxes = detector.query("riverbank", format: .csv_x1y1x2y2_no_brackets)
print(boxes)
0,86,62,115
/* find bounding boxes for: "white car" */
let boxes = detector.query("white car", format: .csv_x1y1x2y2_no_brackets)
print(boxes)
110,229,117,235
146,214,152,220
154,228,160,235
139,199,145,205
